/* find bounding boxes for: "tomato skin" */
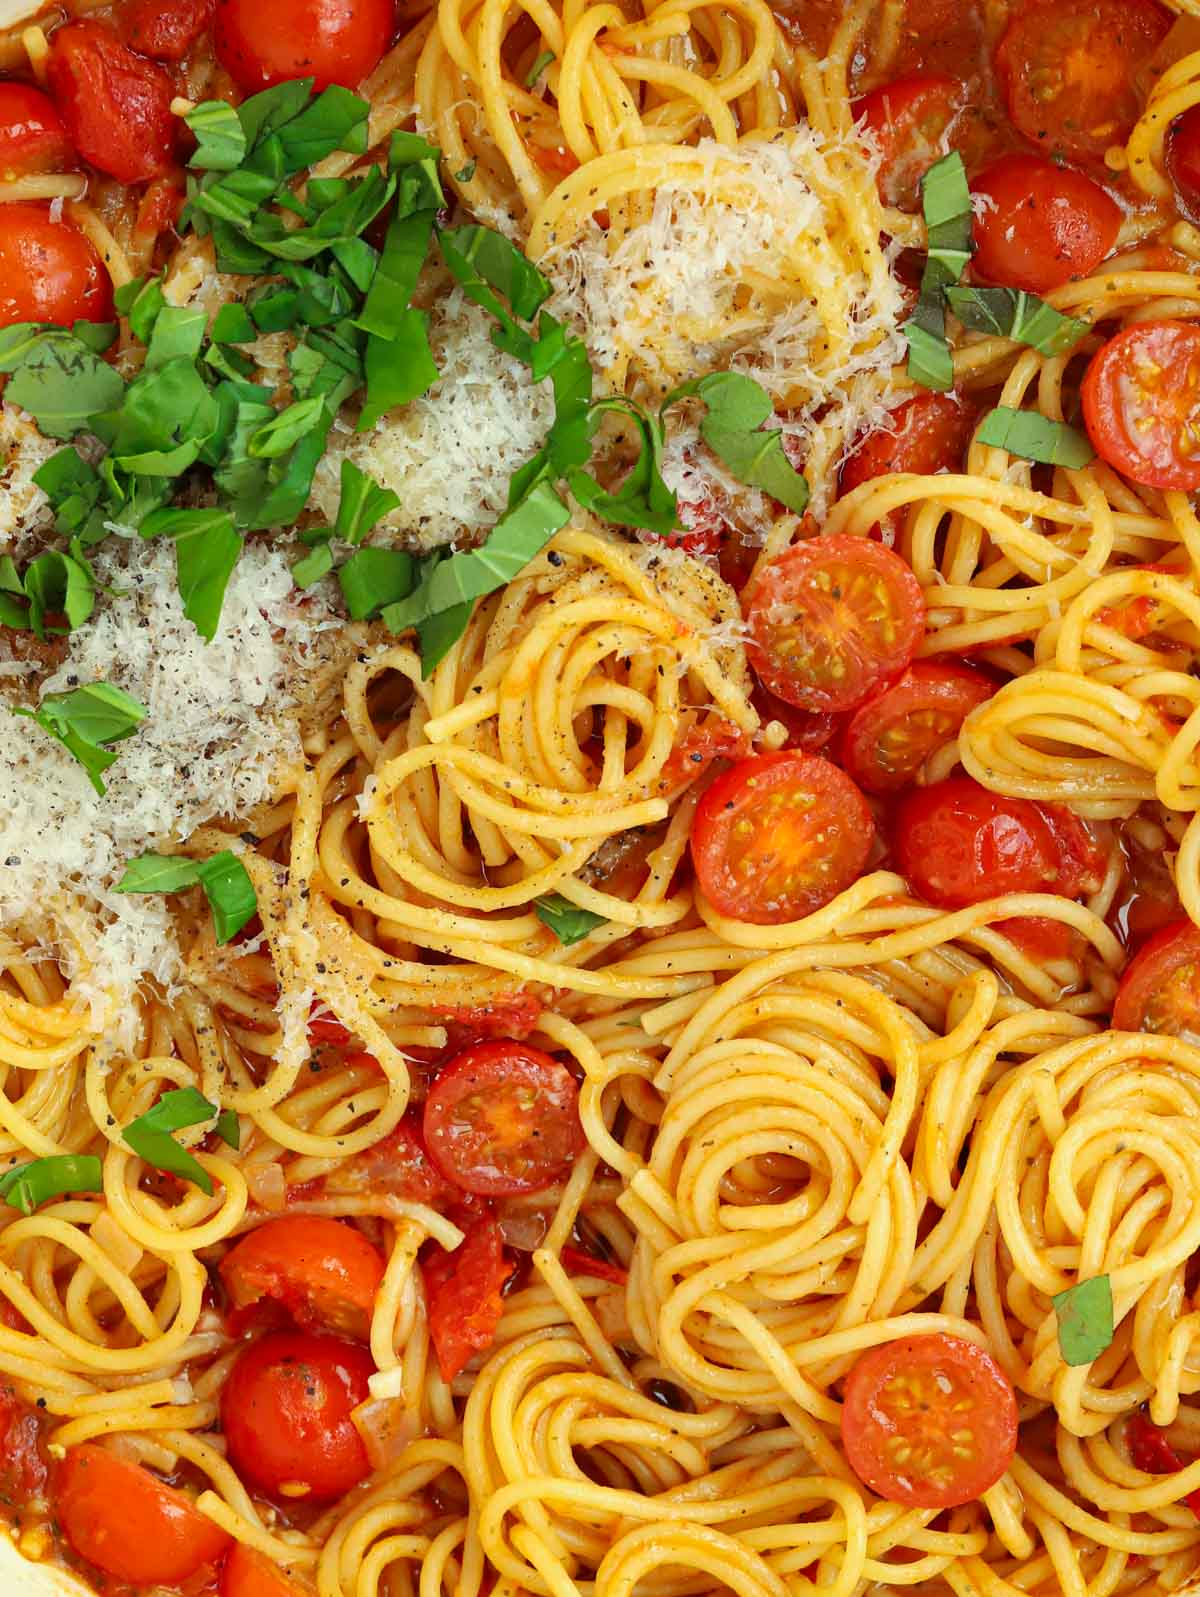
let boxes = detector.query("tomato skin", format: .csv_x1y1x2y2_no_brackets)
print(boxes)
221,1330,374,1501
970,155,1121,293
56,1444,231,1585
995,0,1171,164
0,84,72,178
1112,919,1200,1039
423,1041,584,1197
425,1215,513,1381
661,718,751,786
213,0,395,93
307,1001,354,1047
47,21,177,183
894,777,1065,908
743,535,926,715
559,1244,628,1286
1167,106,1200,224
430,993,544,1045
1082,321,1200,492
0,205,113,328
221,1542,309,1597
841,1335,1018,1508
691,752,874,925
1126,1414,1200,1517
220,1216,385,1341
122,0,215,61
0,1384,46,1504
840,392,977,547
853,74,965,211
842,662,994,794
752,684,842,755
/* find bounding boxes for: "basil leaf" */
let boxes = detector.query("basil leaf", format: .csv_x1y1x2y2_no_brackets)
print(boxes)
248,395,327,458
338,546,415,619
211,302,257,344
117,849,257,944
117,854,205,894
1053,1275,1113,1366
664,371,809,513
525,49,555,86
975,406,1095,468
236,79,314,156
186,99,247,171
0,327,126,439
145,305,207,370
270,85,370,173
11,682,146,794
358,310,438,432
904,312,955,393
118,276,166,343
570,399,677,534
292,540,335,588
414,600,475,676
143,508,244,640
21,549,95,637
904,152,972,392
945,284,1090,357
535,894,605,945
358,208,436,338
438,225,551,322
123,1087,222,1197
335,460,401,544
0,1155,103,1215
215,1108,241,1150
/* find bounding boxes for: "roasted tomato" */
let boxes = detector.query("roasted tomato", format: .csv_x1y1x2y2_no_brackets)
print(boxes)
1112,920,1200,1041
425,1214,513,1381
213,0,395,92
0,83,73,177
854,74,965,211
1167,104,1200,224
220,1542,310,1597
47,20,177,183
842,662,993,793
121,0,215,61
839,392,977,547
220,1216,385,1341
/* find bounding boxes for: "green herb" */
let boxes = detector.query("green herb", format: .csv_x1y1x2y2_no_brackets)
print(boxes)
414,600,475,675
215,1108,241,1149
210,302,257,344
292,540,335,588
116,850,258,944
904,152,972,391
571,400,678,535
358,308,439,431
12,682,146,795
945,285,1089,356
116,276,166,343
525,50,556,86
1053,1275,1113,1366
0,1155,104,1215
0,322,124,438
975,406,1095,468
19,549,95,637
535,894,606,945
186,99,247,171
338,546,416,619
663,371,809,513
123,1087,228,1197
142,508,244,640
334,460,401,544
454,160,477,183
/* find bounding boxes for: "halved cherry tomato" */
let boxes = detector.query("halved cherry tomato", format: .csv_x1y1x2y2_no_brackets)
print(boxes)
0,205,113,328
425,1214,513,1381
424,1041,583,1197
47,20,177,183
752,684,842,755
213,0,394,92
221,1330,374,1501
1002,915,1085,963
220,1216,385,1341
853,75,965,211
1096,561,1189,642
995,0,1171,164
0,1384,45,1503
691,752,874,924
221,1542,309,1597
743,535,926,714
839,393,977,547
56,1444,231,1585
842,662,993,793
970,154,1121,293
895,777,1069,907
1038,804,1107,899
1082,321,1200,492
1167,105,1200,224
1112,919,1200,1040
841,1334,1018,1508
1126,1413,1200,1517
122,0,215,61
0,84,72,178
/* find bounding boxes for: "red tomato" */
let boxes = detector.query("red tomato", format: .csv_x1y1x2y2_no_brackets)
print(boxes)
995,0,1171,164
0,1384,45,1503
743,535,926,714
853,74,965,211
307,1000,353,1047
213,0,394,92
752,684,842,755
425,1215,513,1381
559,1245,628,1286
1038,803,1107,899
1082,321,1200,492
970,155,1121,293
1167,105,1200,224
56,1444,231,1585
430,992,544,1043
1126,1413,1200,1516
47,21,177,183
221,1330,374,1501
0,83,72,178
423,1040,583,1197
841,1334,1018,1508
842,662,993,794
1112,919,1200,1039
315,1111,455,1206
528,141,580,176
1001,914,1085,963
122,0,215,61
0,204,112,328
690,752,874,924
134,174,184,240
839,393,977,546
220,1216,385,1341
661,718,751,786
221,1542,309,1597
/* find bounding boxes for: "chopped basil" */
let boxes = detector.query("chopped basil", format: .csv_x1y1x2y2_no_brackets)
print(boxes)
0,322,124,439
1053,1275,1113,1366
142,508,244,641
12,682,146,795
338,547,416,619
662,371,809,513
210,302,256,344
185,98,247,170
215,1108,241,1150
116,849,258,944
904,152,972,392
571,400,678,535
292,539,335,588
123,1087,229,1197
975,406,1095,468
945,285,1089,356
18,549,96,637
335,461,401,544
525,50,556,87
535,894,606,945
0,1155,103,1215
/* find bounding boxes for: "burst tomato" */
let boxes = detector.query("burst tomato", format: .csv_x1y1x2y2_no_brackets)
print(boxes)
842,662,993,793
220,1216,385,1341
213,0,395,92
0,205,112,328
1112,919,1200,1041
0,83,72,177
425,1215,513,1381
839,392,977,547
47,20,177,183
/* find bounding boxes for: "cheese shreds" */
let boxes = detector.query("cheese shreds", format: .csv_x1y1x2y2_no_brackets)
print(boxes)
0,538,337,1029
0,404,61,555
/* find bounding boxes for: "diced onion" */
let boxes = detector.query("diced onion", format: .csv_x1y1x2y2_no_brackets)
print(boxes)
351,1395,421,1471
246,1160,287,1212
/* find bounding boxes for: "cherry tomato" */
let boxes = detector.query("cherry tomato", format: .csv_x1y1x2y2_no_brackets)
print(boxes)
1167,105,1200,224
853,75,965,211
424,1040,583,1197
752,684,842,755
134,174,185,242
430,993,544,1043
839,393,977,546
1038,804,1107,899
1001,915,1085,963
842,662,993,794
56,1444,231,1585
0,204,112,328
559,1244,628,1286
307,1000,354,1047
691,752,874,924
317,1110,455,1205
0,83,72,178
661,718,751,786
970,154,1121,293
1126,1413,1200,1517
220,1216,385,1341
1112,919,1200,1040
47,21,176,183
841,1334,1018,1508
213,0,395,93
527,140,580,176
995,0,1171,164
220,1542,309,1597
221,1330,374,1501
425,1215,513,1381
0,1383,45,1502
122,0,215,61
743,535,926,714
1082,321,1200,492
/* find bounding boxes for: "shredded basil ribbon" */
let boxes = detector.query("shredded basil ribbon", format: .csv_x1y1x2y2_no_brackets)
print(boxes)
116,850,258,944
904,153,973,392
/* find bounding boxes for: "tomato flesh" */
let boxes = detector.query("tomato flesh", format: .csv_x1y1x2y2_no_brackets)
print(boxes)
47,20,177,183
1113,919,1200,1041
854,74,965,211
691,751,874,924
220,1542,309,1597
123,0,215,61
895,777,1068,907
839,393,977,547
0,1384,45,1504
744,535,926,714
0,83,72,178
220,1215,385,1341
1167,105,1200,224
221,1330,374,1501
970,154,1121,293
843,662,993,794
423,1041,583,1197
841,1334,1018,1508
425,1214,513,1381
1126,1414,1200,1517
0,204,113,329
56,1444,231,1585
214,0,395,92
1082,320,1200,492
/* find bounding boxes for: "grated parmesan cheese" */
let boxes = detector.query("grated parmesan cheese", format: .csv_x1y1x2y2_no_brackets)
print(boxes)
0,404,61,555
